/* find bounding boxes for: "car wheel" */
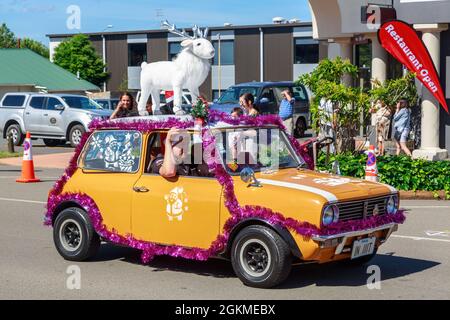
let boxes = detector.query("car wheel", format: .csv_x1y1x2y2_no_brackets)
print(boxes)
43,139,61,147
53,207,100,261
231,225,292,288
69,125,85,147
294,118,307,138
6,123,24,146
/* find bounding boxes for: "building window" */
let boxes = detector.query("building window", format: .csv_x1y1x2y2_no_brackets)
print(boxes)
128,43,147,67
294,38,319,64
355,43,371,68
169,42,182,61
213,40,234,65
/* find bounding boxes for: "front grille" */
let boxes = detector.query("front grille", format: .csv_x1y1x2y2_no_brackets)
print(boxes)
337,196,389,222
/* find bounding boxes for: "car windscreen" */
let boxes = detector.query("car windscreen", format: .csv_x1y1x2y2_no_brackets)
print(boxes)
216,127,305,175
216,87,259,104
95,100,109,109
62,96,103,110
273,86,308,102
110,99,119,109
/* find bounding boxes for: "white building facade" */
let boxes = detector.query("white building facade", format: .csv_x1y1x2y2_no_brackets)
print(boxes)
309,0,450,160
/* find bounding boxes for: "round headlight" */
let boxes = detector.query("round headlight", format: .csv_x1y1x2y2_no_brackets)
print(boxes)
386,195,398,215
322,204,339,226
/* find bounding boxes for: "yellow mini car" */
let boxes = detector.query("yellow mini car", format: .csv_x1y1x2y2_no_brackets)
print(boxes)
45,112,405,288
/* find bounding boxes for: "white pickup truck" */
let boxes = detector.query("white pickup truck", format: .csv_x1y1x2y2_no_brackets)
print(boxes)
0,92,112,147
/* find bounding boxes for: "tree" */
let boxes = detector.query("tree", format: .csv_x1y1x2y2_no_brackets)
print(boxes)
53,34,108,87
370,72,418,108
0,23,50,58
20,38,49,58
296,57,371,153
0,23,17,48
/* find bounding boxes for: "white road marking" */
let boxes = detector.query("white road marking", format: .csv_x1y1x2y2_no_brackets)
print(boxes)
0,197,46,205
425,230,450,237
392,234,450,243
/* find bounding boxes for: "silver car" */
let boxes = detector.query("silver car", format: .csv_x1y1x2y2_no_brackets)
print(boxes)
0,93,112,147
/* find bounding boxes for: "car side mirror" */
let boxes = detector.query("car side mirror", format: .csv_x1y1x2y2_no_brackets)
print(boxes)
54,104,65,111
240,167,262,187
259,97,269,104
213,99,218,103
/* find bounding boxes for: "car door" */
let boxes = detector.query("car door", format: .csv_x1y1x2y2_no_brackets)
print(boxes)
23,96,46,133
76,130,144,236
258,87,278,115
131,132,222,249
42,97,65,135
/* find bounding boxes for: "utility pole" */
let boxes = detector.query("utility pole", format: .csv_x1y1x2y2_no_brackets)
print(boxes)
102,25,113,92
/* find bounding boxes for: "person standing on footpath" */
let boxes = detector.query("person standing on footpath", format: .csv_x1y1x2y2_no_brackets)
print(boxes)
279,89,295,135
393,99,412,156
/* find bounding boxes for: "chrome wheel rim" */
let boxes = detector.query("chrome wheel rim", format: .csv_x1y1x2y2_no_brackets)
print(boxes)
240,239,271,277
72,129,82,145
59,219,82,252
9,128,19,144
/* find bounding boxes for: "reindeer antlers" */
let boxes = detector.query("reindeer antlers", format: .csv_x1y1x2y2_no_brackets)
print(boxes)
161,20,209,39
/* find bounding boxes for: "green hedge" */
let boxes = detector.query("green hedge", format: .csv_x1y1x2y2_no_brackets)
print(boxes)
316,153,450,199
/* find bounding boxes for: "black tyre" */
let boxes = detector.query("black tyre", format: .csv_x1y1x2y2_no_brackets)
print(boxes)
68,125,85,147
231,225,292,288
53,207,100,261
43,139,61,147
294,117,307,138
6,123,24,146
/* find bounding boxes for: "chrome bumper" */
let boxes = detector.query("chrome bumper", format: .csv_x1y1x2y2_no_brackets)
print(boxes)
312,223,399,255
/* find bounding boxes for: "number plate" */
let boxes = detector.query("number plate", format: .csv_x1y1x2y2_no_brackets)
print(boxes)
351,237,376,259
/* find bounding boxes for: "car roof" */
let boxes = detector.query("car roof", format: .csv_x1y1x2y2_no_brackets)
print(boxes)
231,81,296,88
96,115,278,131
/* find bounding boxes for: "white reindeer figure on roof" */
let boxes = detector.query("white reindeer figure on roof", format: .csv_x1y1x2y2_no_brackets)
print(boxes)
137,20,215,115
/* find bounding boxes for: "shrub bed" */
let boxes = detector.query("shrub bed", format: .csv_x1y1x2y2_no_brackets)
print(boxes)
316,153,450,199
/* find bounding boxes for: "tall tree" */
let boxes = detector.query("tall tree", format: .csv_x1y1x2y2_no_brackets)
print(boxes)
20,38,49,58
0,23,50,58
53,34,109,87
0,23,17,48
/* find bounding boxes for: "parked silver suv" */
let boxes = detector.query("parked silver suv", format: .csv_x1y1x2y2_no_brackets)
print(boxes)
0,93,112,147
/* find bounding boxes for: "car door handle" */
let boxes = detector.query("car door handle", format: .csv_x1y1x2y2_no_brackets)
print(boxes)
25,112,30,115
133,186,149,193
43,114,48,116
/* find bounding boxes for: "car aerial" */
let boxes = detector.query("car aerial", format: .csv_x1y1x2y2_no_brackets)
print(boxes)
0,92,113,147
209,81,310,138
45,111,405,288
93,98,119,111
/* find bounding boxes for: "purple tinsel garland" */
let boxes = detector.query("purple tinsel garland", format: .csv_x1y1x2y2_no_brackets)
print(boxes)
45,111,406,263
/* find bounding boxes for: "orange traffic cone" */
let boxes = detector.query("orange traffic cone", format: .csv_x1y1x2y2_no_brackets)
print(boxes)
365,145,379,182
16,132,40,183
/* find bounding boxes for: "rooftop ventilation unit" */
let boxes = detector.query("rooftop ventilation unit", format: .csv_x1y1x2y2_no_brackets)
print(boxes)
224,22,232,27
272,17,285,24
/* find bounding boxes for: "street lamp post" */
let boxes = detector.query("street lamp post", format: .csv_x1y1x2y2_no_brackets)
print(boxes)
102,25,113,92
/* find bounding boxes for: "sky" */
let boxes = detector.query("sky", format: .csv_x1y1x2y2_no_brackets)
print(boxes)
0,0,312,45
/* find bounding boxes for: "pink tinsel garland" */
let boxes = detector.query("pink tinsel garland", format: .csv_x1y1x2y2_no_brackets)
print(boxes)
45,111,405,262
